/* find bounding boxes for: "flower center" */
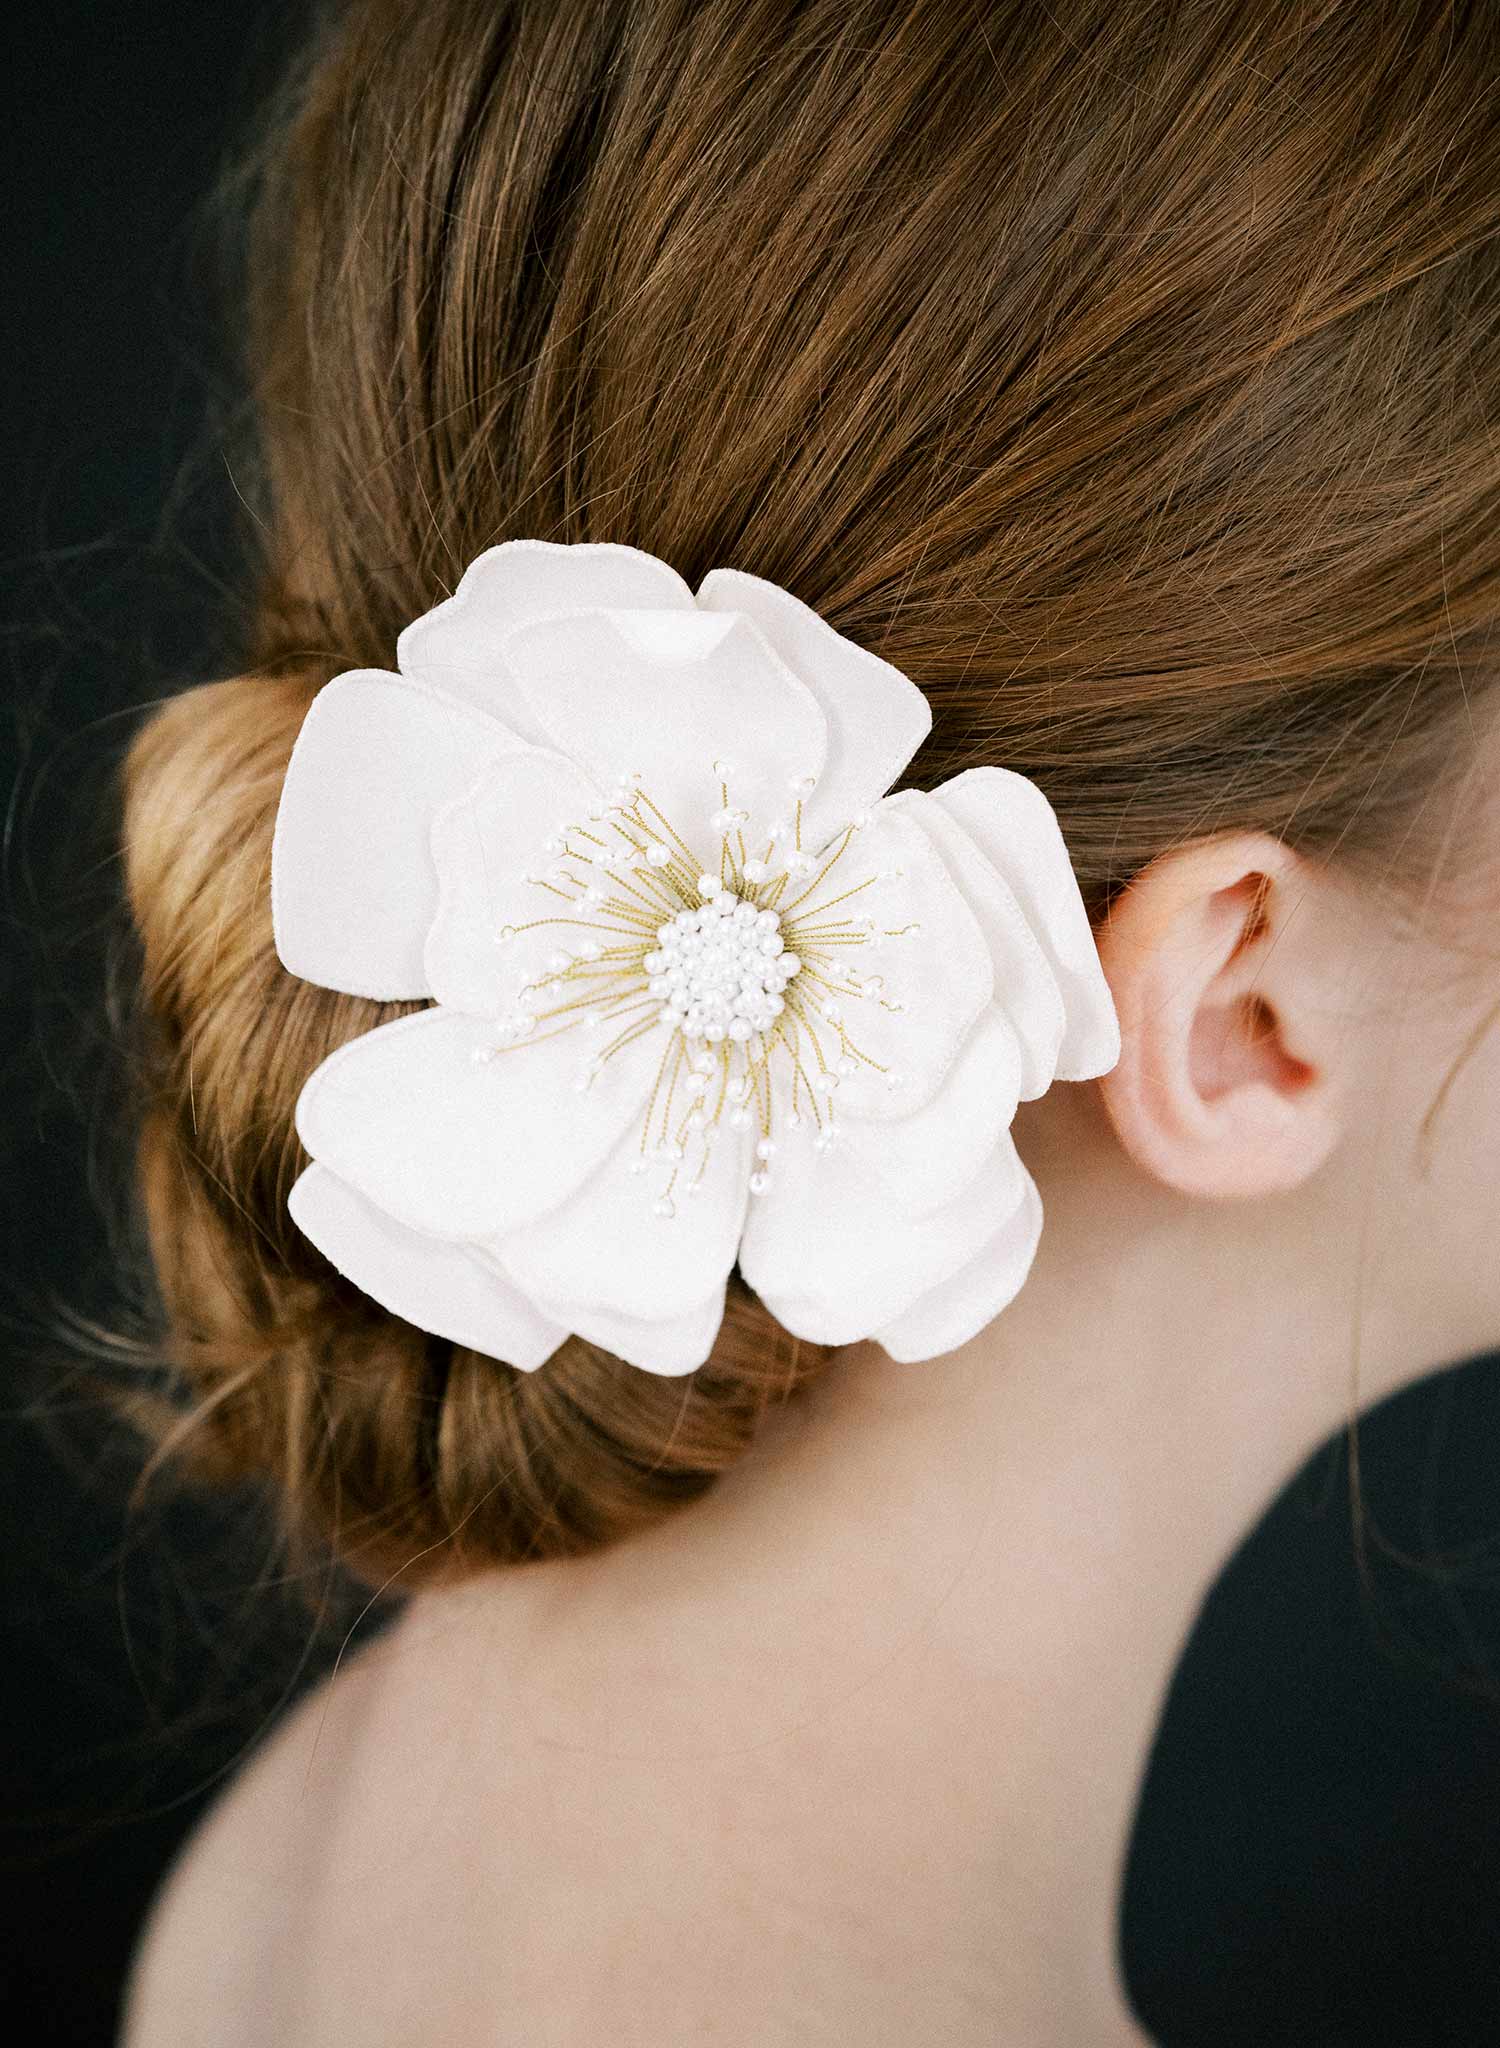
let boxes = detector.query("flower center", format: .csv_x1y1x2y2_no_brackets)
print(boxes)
474,763,921,1215
645,891,800,1044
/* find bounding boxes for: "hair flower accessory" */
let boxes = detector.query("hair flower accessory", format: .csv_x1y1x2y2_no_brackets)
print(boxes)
270,541,1120,1375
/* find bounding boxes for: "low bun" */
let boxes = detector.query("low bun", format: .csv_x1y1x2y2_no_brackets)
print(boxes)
122,674,832,1587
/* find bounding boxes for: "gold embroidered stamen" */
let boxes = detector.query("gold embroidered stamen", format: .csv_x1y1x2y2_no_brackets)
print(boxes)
481,762,906,1204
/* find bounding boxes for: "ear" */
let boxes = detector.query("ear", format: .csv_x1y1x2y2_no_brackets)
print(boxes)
1093,832,1346,1199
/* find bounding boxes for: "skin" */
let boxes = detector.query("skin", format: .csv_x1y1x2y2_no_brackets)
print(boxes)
123,790,1500,2046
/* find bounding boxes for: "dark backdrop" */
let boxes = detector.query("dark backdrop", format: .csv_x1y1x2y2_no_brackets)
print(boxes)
5,5,1500,2043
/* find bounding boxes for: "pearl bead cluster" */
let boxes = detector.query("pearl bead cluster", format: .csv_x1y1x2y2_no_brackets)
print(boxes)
644,887,800,1043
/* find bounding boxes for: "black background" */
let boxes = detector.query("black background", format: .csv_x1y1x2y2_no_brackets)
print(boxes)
5,5,1500,2043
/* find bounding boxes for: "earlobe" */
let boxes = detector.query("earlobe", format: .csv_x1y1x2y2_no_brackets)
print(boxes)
1093,834,1344,1200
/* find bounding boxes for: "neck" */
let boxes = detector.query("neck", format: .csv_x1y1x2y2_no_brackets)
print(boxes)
437,1078,1450,2038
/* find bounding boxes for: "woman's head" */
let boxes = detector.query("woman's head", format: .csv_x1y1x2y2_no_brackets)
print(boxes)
122,0,1500,1586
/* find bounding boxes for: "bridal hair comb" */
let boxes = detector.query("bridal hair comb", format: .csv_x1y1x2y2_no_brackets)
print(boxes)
270,541,1120,1375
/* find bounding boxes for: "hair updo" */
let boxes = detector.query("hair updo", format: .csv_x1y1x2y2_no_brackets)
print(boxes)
120,0,1500,1588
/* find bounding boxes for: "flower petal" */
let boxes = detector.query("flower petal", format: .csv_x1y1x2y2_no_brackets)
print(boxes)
489,1273,728,1376
397,540,696,741
495,1115,753,1321
271,670,525,1000
695,568,931,846
928,766,1120,1080
425,748,610,1015
832,1005,1024,1218
872,1167,1044,1363
883,790,1066,1100
738,1124,1029,1345
287,1162,566,1370
294,1007,653,1240
787,803,991,1125
502,606,827,862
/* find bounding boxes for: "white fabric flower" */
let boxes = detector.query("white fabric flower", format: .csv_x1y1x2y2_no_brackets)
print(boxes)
270,541,1119,1376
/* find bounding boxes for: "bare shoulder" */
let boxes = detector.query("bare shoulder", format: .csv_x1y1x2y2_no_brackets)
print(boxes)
119,1623,400,2048
118,1554,1156,2048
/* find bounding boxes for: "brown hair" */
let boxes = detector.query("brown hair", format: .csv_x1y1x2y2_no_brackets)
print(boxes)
120,0,1500,1588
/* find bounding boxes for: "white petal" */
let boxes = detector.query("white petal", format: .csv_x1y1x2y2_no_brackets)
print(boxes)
502,606,826,861
489,1273,728,1376
872,1167,1044,1363
397,541,696,741
695,568,931,844
495,1115,753,1321
739,1124,1028,1345
287,1162,566,1370
784,804,991,1124
928,766,1120,1080
425,748,611,1015
270,670,524,999
884,790,1066,1100
833,1006,1024,1217
294,1007,653,1240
